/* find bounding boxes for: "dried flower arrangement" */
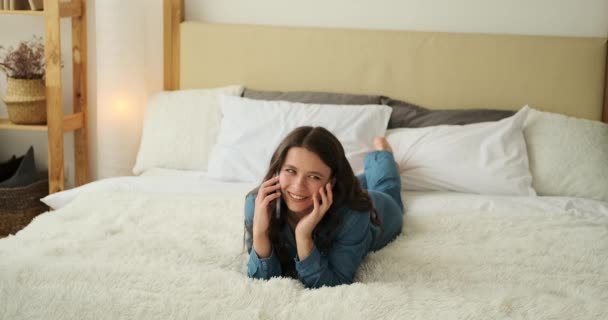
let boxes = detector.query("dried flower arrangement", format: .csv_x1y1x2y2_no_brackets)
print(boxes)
0,36,45,80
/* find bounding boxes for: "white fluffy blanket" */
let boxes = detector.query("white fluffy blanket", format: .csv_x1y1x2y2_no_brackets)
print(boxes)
1,191,607,319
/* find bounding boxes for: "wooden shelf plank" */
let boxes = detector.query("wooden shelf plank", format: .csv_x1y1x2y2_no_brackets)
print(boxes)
0,9,44,16
45,0,65,194
62,112,83,132
60,1,81,18
0,3,82,17
0,118,47,131
72,0,90,186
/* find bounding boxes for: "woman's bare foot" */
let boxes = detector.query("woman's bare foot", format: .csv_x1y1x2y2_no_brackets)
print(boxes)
373,136,393,152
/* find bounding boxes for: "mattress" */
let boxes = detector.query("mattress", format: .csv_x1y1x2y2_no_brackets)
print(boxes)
1,171,607,319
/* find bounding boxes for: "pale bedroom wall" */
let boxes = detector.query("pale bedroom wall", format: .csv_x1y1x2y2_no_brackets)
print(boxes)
187,0,608,37
92,0,163,180
0,0,606,183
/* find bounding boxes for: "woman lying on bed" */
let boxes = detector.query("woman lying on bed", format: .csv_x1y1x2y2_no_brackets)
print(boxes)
244,126,405,288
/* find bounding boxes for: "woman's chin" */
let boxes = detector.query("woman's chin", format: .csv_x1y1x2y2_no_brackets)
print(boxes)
286,203,312,215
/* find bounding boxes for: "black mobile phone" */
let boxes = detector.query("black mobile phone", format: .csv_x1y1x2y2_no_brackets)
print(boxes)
275,171,281,219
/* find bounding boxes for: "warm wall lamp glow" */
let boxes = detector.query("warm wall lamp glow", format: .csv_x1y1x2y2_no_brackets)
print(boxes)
108,96,142,126
114,100,128,114
110,98,135,121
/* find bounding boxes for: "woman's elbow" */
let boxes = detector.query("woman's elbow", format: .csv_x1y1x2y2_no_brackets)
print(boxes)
301,274,353,289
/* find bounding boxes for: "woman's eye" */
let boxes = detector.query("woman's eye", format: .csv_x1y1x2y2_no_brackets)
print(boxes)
286,169,296,174
309,175,321,180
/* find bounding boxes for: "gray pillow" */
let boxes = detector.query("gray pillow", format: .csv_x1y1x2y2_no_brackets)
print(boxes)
242,89,515,129
381,97,516,129
243,88,382,105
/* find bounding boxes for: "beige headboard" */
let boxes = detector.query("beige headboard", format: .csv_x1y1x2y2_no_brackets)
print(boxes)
164,1,608,123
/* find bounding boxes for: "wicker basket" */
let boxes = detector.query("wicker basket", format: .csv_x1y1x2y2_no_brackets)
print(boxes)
3,77,47,125
0,179,49,238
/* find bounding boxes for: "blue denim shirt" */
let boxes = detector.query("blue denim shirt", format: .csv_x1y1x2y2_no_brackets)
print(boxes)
244,194,377,288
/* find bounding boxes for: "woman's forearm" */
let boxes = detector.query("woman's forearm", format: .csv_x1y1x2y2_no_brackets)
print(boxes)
253,232,272,258
295,233,314,261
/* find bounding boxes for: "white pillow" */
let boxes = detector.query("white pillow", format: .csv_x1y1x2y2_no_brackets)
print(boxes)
387,107,536,196
207,96,392,183
42,177,139,210
41,174,258,210
523,106,608,202
132,86,244,175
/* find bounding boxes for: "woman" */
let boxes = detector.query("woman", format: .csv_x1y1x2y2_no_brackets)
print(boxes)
244,126,404,288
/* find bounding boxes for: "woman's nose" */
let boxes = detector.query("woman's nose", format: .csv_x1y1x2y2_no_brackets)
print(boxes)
294,175,307,187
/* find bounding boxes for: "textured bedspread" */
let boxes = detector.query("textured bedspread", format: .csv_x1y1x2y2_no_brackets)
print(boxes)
1,191,607,319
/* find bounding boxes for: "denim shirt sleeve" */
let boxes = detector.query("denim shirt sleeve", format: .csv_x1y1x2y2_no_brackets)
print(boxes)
294,209,372,288
244,194,282,279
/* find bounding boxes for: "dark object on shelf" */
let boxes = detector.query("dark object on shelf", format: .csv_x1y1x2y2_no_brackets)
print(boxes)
0,146,49,237
0,146,39,188
0,154,22,182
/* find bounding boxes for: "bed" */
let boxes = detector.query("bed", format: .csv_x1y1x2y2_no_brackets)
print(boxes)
1,1,608,319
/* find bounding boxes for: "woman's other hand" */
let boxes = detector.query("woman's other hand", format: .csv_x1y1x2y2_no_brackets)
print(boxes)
295,182,334,239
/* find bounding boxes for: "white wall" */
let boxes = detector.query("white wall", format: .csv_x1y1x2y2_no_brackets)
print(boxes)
187,0,608,37
93,0,162,179
1,0,606,185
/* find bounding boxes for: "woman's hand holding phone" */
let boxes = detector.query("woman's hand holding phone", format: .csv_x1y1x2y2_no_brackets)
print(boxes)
252,176,281,236
252,176,281,258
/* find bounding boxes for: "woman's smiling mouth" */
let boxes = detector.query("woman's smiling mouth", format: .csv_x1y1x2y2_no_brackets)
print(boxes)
288,191,308,201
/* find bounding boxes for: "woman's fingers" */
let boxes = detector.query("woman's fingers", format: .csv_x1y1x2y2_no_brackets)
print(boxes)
259,176,280,194
314,185,332,221
257,176,281,205
260,183,281,197
318,186,328,209
261,191,281,207
326,182,333,205
260,175,280,187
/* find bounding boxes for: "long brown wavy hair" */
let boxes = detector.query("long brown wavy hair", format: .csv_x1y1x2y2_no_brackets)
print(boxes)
245,126,375,278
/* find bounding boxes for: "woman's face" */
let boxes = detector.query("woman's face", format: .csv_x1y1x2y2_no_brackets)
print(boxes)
279,147,332,216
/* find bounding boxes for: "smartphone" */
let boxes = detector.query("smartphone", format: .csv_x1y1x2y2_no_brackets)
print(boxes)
275,171,281,219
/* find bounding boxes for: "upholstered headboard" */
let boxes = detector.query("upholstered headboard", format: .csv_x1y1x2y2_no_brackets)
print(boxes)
164,1,608,122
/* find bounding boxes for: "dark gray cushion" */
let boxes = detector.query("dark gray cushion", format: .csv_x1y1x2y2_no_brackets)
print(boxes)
382,97,516,129
0,146,40,188
242,88,515,129
243,88,382,105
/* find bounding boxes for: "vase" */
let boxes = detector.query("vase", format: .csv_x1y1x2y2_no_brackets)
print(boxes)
3,77,46,125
